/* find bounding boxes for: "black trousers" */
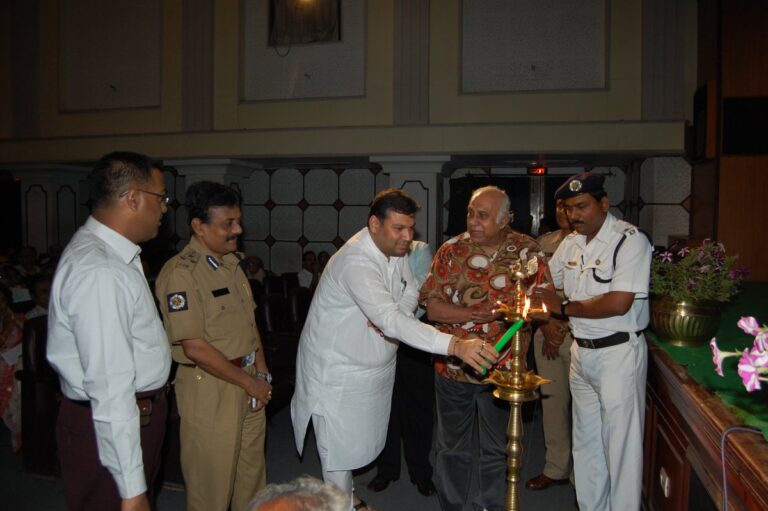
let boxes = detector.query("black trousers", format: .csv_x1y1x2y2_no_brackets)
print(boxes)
56,389,168,511
375,342,435,482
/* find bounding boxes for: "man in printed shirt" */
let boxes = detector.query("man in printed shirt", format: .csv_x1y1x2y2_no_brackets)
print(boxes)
155,182,272,511
48,151,171,511
420,186,559,511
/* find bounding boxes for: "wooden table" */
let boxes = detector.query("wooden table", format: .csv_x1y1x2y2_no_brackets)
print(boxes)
643,345,768,510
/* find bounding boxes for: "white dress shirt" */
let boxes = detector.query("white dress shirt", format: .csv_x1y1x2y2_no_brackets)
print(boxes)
47,216,171,499
291,228,451,470
297,267,314,287
548,212,652,339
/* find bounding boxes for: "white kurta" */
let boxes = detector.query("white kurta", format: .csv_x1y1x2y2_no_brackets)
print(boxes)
291,228,452,471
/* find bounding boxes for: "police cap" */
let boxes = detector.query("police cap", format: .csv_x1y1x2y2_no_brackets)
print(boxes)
554,172,605,200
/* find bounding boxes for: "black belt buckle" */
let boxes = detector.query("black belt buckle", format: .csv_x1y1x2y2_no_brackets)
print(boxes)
576,332,630,349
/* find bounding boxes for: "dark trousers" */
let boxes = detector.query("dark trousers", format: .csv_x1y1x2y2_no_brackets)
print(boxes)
56,390,168,511
375,343,435,482
434,374,509,511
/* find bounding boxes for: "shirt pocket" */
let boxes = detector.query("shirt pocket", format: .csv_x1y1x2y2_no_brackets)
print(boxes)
206,289,246,337
584,260,614,296
562,264,580,295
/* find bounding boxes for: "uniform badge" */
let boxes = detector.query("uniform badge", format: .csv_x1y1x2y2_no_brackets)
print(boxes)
167,292,188,312
569,179,583,192
206,255,219,270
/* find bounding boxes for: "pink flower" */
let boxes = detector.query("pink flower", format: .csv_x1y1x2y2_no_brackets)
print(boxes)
710,338,726,376
677,246,691,257
750,345,768,365
737,349,762,392
737,316,761,335
739,349,760,392
659,251,673,263
755,332,768,352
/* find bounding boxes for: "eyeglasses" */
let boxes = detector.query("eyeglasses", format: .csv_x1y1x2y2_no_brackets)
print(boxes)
138,189,171,205
120,189,171,205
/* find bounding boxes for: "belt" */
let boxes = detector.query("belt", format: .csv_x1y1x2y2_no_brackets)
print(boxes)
180,350,255,369
68,383,169,407
574,331,641,349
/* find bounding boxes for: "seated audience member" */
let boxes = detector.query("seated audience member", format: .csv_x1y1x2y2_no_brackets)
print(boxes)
26,274,52,320
245,255,267,283
297,251,320,289
1,266,32,305
0,283,23,451
39,243,64,268
317,251,331,272
248,476,349,511
15,246,40,278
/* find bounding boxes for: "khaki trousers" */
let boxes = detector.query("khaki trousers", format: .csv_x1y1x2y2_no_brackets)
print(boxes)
175,365,266,511
532,329,573,480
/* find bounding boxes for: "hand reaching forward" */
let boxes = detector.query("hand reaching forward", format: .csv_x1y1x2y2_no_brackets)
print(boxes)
450,336,499,373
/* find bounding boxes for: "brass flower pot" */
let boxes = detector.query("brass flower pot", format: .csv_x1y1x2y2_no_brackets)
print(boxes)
650,295,722,347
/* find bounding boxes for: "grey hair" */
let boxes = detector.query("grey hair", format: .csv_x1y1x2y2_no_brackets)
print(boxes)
247,476,350,511
470,185,511,224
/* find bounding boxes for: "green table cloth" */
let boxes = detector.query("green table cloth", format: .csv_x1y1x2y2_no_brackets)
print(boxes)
649,282,768,440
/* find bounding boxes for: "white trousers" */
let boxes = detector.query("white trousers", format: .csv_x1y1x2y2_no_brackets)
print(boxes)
570,333,647,511
312,414,355,511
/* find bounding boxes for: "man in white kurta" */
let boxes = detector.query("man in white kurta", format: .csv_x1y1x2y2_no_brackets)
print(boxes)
291,189,496,510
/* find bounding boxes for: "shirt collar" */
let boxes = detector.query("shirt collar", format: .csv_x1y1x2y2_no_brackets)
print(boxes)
574,212,615,248
461,226,514,250
188,235,239,269
85,216,141,265
361,228,396,266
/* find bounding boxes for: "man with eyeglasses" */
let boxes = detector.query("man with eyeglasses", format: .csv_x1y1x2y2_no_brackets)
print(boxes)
155,181,272,511
48,151,172,511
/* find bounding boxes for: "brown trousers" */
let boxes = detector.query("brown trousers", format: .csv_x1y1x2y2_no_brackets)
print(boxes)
56,389,168,511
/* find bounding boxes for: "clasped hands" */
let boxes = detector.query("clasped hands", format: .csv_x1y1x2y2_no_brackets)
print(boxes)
246,374,272,412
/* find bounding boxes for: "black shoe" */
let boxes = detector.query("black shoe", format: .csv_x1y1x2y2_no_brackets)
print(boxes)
367,475,395,492
412,478,437,497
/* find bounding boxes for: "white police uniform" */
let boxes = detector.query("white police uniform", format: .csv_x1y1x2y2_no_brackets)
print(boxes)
549,211,652,511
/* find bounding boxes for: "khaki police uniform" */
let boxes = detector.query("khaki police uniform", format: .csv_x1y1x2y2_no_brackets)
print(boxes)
533,228,574,481
155,236,267,511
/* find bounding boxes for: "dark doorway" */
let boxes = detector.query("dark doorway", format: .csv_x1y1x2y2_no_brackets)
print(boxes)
0,172,22,251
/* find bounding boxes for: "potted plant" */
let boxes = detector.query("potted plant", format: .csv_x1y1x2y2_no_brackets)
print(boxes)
650,240,747,346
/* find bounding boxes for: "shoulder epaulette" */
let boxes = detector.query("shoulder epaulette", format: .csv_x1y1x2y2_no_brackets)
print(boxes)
175,250,200,270
621,225,638,236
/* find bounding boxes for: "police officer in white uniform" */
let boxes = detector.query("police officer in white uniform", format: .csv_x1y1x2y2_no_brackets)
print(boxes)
533,173,652,511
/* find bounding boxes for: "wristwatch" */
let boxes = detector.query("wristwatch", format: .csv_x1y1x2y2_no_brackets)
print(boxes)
256,371,273,384
560,299,571,318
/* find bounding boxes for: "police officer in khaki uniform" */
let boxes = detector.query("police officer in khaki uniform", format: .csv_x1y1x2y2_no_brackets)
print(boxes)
155,181,272,511
526,199,574,491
